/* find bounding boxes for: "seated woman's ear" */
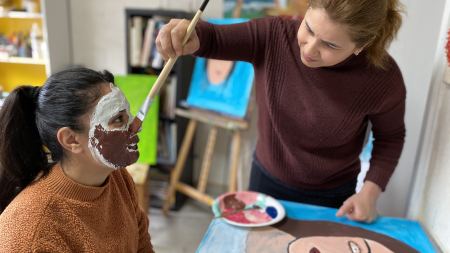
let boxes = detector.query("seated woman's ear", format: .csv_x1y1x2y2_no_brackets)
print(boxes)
56,127,84,154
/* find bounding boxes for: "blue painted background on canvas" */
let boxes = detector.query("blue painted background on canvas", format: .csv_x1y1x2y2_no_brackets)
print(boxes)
186,18,254,118
197,201,437,253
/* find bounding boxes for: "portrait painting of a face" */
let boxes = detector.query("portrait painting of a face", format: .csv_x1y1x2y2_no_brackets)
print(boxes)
186,18,254,118
197,202,437,253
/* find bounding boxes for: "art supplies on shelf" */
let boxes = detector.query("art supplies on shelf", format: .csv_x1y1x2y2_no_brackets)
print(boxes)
0,0,71,92
0,22,45,61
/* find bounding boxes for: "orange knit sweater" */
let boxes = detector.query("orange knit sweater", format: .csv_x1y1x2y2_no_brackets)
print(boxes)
0,164,154,253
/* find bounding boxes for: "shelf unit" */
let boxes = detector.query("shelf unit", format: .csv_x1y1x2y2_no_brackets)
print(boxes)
0,0,71,92
125,8,196,210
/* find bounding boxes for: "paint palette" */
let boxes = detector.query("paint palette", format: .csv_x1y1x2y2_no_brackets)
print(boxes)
212,191,285,227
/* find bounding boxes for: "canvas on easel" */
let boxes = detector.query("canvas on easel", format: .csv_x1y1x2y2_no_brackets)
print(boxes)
186,18,254,119
224,0,284,18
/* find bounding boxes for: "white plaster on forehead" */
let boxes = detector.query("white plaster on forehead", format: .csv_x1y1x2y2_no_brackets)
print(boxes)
89,83,132,131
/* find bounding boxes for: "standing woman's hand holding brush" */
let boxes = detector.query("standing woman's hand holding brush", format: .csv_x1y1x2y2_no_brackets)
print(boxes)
156,19,200,61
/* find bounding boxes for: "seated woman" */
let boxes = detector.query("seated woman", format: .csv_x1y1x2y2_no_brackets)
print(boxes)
0,68,154,252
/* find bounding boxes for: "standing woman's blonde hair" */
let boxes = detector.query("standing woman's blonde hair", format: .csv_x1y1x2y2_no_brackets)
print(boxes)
309,0,404,69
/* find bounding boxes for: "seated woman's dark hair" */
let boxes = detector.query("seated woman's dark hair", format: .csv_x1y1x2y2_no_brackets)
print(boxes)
0,67,114,213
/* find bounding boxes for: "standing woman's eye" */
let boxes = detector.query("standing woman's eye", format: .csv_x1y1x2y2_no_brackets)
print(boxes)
325,42,338,49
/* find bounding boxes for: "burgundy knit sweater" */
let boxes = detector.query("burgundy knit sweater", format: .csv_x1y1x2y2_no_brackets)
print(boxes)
195,17,406,191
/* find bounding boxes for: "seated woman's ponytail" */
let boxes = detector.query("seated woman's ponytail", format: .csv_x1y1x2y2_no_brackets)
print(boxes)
0,86,48,213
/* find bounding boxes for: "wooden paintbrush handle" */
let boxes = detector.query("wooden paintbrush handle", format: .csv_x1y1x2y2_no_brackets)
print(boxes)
148,9,204,102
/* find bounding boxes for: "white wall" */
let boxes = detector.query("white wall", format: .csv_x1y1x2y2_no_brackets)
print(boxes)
418,78,450,252
406,2,450,250
69,0,223,74
377,0,448,216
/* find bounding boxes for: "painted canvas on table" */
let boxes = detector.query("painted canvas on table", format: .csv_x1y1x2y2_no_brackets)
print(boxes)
186,18,254,118
224,0,285,18
197,201,437,253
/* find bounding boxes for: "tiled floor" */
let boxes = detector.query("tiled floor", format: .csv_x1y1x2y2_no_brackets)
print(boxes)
148,200,213,253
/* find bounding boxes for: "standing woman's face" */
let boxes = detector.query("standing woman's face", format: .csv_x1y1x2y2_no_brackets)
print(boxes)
297,7,361,68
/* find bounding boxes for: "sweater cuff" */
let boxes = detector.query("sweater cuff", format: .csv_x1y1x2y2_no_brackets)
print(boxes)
193,20,213,57
364,164,395,191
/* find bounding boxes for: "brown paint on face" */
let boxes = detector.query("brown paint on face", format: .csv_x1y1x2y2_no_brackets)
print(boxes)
91,124,139,168
223,194,246,210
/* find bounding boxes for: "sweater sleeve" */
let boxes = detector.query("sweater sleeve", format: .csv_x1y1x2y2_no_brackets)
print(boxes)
194,17,274,64
120,170,154,253
366,68,406,191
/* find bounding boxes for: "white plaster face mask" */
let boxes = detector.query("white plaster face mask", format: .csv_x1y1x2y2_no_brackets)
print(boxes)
88,83,139,169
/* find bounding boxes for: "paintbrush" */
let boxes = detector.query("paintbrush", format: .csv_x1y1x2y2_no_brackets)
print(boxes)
129,0,210,132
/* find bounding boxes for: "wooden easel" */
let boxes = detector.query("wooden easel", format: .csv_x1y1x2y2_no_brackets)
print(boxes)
162,107,248,214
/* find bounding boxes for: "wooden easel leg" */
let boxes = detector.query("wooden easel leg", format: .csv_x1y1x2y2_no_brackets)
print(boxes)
197,127,218,193
163,119,197,215
228,131,241,193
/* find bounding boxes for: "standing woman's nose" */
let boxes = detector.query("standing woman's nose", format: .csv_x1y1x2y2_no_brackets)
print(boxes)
303,36,320,58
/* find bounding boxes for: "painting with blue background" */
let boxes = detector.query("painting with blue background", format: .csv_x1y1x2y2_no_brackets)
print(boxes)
186,18,254,118
197,201,437,253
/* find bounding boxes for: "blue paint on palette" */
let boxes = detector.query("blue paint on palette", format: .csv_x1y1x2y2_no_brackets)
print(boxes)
265,206,277,219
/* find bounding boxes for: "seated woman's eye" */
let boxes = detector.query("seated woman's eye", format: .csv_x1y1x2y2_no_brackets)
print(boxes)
109,115,125,127
113,116,123,124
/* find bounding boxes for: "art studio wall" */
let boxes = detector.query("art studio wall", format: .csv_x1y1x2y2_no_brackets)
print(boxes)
406,1,450,250
69,0,223,74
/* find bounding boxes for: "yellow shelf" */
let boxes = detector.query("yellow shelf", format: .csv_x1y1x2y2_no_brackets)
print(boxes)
0,0,47,92
0,57,45,65
0,18,43,34
0,11,42,19
0,63,46,91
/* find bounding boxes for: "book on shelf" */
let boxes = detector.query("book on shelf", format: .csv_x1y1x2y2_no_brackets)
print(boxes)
160,76,177,119
140,18,156,67
157,121,177,166
128,15,171,69
129,16,143,67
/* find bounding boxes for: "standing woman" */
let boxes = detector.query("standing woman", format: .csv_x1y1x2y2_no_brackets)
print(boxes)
0,68,154,252
157,0,405,223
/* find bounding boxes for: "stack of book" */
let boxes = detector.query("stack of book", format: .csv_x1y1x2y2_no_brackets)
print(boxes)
128,15,170,70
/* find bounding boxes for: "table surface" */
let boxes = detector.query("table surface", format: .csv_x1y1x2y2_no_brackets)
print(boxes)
197,200,438,253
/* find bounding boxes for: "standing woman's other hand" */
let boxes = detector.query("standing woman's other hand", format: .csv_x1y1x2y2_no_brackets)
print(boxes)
336,181,381,223
155,19,200,61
